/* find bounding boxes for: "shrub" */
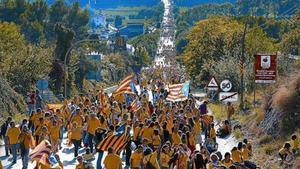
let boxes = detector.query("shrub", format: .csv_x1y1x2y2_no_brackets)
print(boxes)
259,135,273,145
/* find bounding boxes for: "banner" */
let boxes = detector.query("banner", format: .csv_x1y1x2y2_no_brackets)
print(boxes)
255,54,277,83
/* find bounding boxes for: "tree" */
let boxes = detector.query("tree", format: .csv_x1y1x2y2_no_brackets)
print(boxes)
182,17,243,86
280,28,300,56
0,22,52,93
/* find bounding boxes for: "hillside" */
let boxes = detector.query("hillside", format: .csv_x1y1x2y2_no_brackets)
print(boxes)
45,0,237,9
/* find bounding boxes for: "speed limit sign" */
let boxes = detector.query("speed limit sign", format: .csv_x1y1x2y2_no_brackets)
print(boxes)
220,79,232,92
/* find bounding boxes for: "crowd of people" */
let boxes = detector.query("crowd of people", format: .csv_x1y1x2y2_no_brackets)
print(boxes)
0,77,255,169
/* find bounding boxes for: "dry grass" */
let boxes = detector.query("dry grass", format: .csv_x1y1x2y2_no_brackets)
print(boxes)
209,103,227,121
233,128,243,139
259,135,273,145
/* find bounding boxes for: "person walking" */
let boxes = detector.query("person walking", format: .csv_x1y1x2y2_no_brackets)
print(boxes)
18,125,33,169
103,147,122,169
1,117,12,156
6,121,21,164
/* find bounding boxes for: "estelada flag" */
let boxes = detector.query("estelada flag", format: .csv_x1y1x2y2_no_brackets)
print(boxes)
113,75,136,96
130,99,142,113
97,124,129,152
30,140,52,168
166,81,190,102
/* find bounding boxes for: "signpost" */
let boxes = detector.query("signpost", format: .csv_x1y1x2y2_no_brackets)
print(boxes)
220,79,232,92
207,77,219,90
255,54,277,83
36,79,48,99
219,92,238,102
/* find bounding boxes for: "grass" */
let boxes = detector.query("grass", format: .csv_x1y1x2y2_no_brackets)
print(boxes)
259,135,273,145
209,103,226,121
233,128,243,139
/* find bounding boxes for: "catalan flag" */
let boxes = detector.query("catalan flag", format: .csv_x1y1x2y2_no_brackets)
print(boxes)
166,81,190,102
130,99,142,112
97,124,129,152
114,75,136,95
30,140,52,168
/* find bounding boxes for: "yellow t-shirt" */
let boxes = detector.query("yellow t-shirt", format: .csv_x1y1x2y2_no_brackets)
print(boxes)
71,128,81,140
222,159,233,167
19,132,32,149
87,118,100,135
143,151,160,169
152,135,161,147
209,128,216,139
7,127,21,144
141,127,154,141
75,163,85,169
172,132,182,145
188,134,195,146
231,150,242,163
242,148,250,161
279,147,288,155
50,125,60,141
206,163,213,169
104,153,122,169
194,121,202,134
72,115,83,127
160,152,170,167
133,127,141,141
130,152,143,168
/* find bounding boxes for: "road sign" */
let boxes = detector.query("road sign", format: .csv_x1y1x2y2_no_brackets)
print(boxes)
219,92,238,102
207,77,219,90
255,54,277,83
36,79,48,90
220,79,232,92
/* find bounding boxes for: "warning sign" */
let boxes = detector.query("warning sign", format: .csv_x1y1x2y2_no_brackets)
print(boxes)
207,77,219,90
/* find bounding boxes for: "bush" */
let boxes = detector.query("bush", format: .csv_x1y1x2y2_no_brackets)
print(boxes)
263,144,277,155
233,128,243,139
259,135,273,145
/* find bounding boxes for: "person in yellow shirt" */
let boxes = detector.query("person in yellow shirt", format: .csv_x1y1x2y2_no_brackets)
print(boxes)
291,134,300,153
160,145,171,169
141,122,154,143
143,148,160,169
71,122,82,157
133,122,142,144
194,117,202,145
242,144,250,161
152,129,161,150
50,120,61,152
103,147,122,169
130,145,143,169
226,102,234,124
86,113,100,153
19,125,33,169
71,109,84,128
206,154,220,169
231,147,242,163
221,152,233,168
6,121,21,163
209,123,216,143
75,156,85,169
34,117,45,145
172,127,182,146
187,131,195,153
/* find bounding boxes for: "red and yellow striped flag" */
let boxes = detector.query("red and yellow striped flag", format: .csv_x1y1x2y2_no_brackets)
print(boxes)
30,140,52,168
97,124,129,152
114,75,134,96
130,99,142,113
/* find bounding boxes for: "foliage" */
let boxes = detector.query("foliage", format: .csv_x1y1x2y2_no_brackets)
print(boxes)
0,22,53,94
183,17,243,86
258,135,273,145
233,128,243,139
0,0,89,43
101,53,131,84
129,30,160,58
280,28,300,55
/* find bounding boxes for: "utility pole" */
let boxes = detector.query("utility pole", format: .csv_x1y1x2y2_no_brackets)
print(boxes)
240,21,248,111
